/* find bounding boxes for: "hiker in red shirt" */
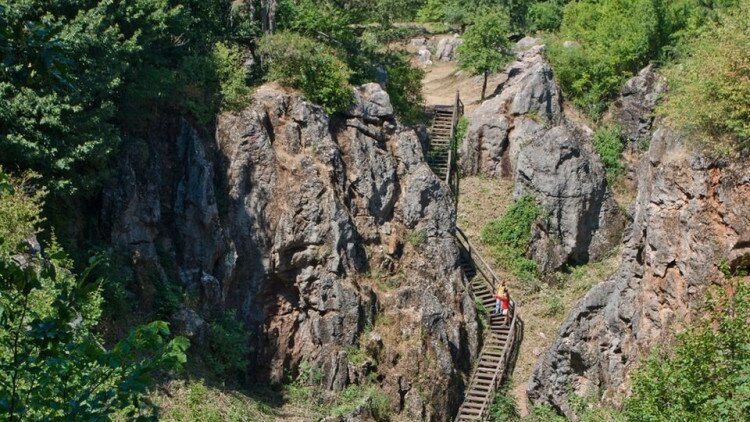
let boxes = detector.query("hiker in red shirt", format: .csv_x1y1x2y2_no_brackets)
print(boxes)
493,285,510,318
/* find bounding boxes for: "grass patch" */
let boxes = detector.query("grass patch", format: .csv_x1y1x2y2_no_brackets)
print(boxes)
481,194,543,289
406,230,427,248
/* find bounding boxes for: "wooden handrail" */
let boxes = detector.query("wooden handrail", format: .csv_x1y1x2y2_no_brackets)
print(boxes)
455,227,501,292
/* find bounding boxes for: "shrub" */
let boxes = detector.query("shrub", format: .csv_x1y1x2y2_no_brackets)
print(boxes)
592,125,625,182
406,230,427,248
527,1,564,32
258,31,354,114
488,383,520,422
481,195,543,285
383,54,426,125
454,116,469,149
546,0,662,118
659,1,750,156
0,169,45,256
624,278,750,420
206,310,251,379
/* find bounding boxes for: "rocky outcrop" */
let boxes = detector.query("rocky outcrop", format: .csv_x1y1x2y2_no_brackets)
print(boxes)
611,64,667,145
460,44,623,269
527,124,750,417
515,123,624,267
435,35,463,61
103,83,479,420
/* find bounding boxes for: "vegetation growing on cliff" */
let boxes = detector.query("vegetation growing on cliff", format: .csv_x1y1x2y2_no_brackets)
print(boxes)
481,194,543,288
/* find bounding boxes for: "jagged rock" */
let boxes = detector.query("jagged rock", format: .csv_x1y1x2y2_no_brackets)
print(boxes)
515,123,624,265
612,64,667,145
515,36,542,52
528,123,750,417
103,82,479,421
435,34,463,61
410,37,427,47
460,45,622,269
562,40,580,49
416,47,433,67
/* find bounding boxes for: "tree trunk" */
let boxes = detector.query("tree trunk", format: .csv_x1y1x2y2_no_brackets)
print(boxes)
481,71,488,101
261,0,277,34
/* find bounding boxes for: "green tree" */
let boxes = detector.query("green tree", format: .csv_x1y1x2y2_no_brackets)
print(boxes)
624,278,750,420
456,10,513,100
257,31,354,113
659,0,750,157
0,168,189,420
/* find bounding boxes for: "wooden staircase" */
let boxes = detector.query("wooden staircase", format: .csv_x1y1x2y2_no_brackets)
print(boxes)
427,105,455,182
423,92,521,421
455,231,520,422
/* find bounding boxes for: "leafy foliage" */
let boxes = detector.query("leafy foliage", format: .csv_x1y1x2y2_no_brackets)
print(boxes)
0,249,188,420
488,382,520,421
383,54,425,125
456,10,513,98
527,1,564,32
258,31,354,114
481,194,543,286
624,278,750,421
0,169,45,257
592,125,625,182
0,0,252,194
205,311,251,380
659,0,750,156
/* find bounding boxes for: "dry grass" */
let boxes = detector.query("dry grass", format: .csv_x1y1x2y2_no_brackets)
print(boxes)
457,176,621,416
419,55,508,112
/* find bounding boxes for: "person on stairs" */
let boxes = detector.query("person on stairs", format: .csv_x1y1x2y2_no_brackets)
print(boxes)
493,285,510,322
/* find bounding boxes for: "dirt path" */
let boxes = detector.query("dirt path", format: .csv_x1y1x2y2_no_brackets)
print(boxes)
420,59,508,112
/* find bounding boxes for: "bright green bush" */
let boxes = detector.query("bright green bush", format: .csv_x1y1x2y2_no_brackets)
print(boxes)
527,1,564,32
592,125,625,181
0,169,45,256
546,0,661,118
0,229,188,419
624,279,750,420
383,54,425,125
660,0,750,156
488,383,520,421
481,194,543,285
258,32,354,114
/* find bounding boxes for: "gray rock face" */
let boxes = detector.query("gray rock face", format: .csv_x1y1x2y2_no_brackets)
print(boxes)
460,45,622,269
103,84,479,421
515,124,624,265
612,64,667,145
527,124,750,417
435,34,463,61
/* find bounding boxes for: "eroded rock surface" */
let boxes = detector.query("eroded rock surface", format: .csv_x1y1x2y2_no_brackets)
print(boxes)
611,64,667,145
460,45,623,269
103,83,479,421
527,125,750,417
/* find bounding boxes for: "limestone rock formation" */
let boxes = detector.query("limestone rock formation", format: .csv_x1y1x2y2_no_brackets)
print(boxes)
527,124,750,417
103,83,479,420
612,64,667,145
515,123,623,267
435,34,463,61
459,45,623,269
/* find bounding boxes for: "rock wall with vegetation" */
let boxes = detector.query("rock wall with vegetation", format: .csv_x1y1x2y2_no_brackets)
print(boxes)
102,83,479,420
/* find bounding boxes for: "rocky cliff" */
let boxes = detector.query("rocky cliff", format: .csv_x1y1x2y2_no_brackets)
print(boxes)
527,122,750,417
102,83,479,420
459,44,623,271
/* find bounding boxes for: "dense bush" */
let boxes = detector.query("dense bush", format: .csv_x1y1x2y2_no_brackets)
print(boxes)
481,194,543,285
258,32,354,114
0,0,251,194
624,278,750,420
0,170,45,256
527,1,564,31
546,0,662,118
384,54,426,124
592,125,625,182
659,0,750,156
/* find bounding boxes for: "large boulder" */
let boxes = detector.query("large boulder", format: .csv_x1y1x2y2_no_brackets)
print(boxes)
527,124,750,417
435,34,463,61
